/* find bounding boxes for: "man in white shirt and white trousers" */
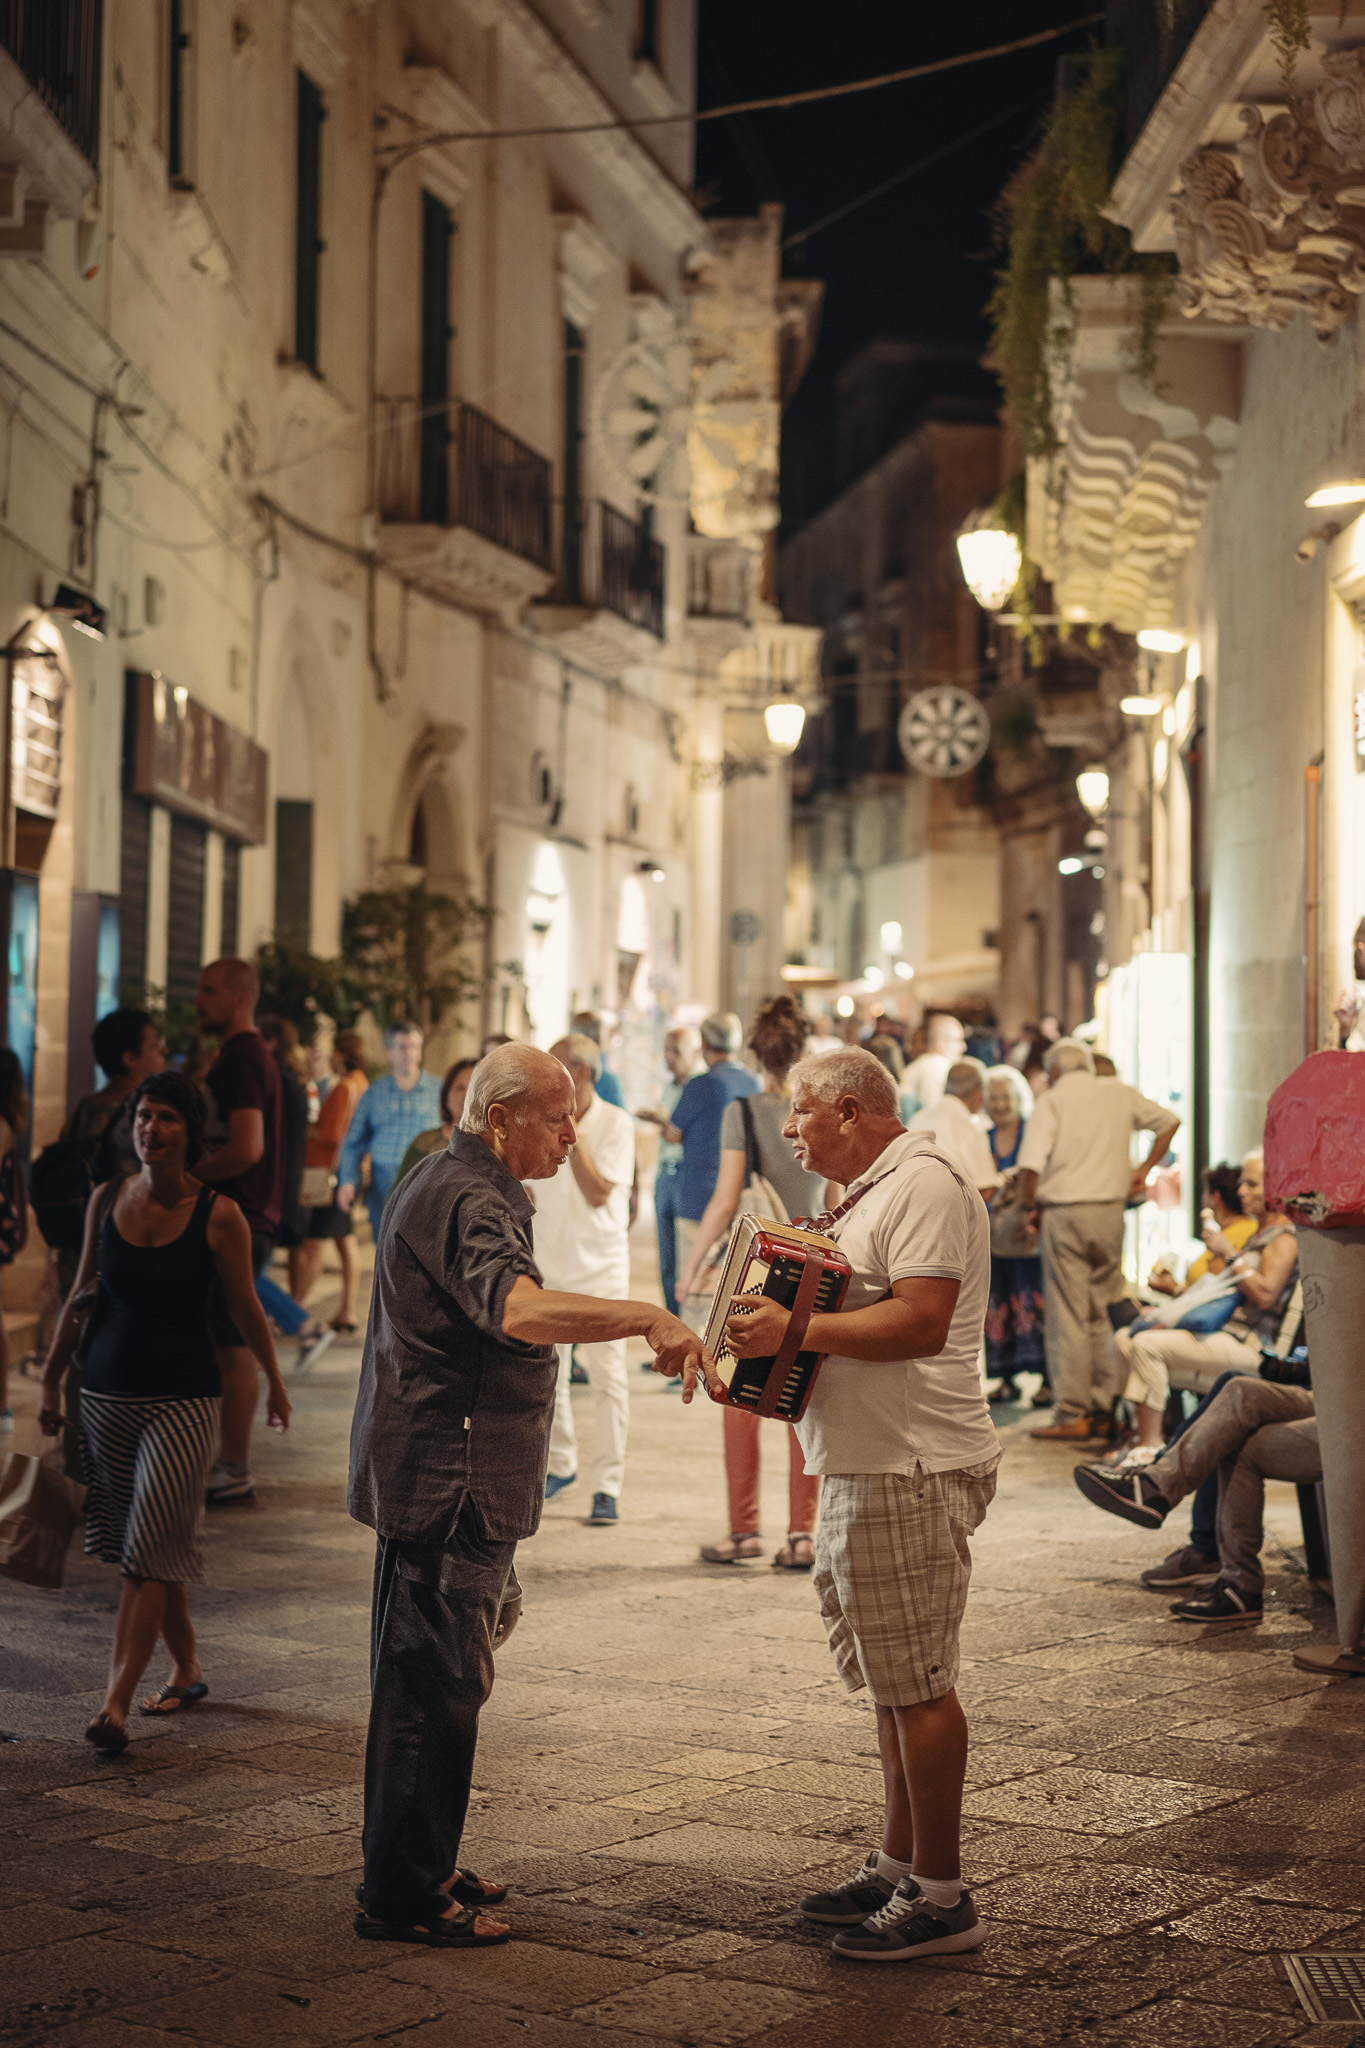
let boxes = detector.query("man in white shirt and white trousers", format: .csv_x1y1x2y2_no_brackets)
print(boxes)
907,1059,1000,1200
534,1035,637,1526
1015,1038,1179,1443
714,1046,999,1965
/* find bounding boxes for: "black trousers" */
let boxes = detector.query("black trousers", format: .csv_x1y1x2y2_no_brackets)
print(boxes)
361,1508,517,1926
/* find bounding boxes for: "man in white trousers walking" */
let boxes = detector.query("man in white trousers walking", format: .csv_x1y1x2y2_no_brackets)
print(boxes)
534,1035,636,1526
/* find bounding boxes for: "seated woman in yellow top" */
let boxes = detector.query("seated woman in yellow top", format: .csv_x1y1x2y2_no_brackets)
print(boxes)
1149,1162,1256,1296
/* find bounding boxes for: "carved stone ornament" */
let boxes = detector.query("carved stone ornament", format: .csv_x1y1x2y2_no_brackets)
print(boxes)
1172,49,1365,343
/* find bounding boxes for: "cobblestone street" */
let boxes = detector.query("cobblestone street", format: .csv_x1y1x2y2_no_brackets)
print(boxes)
3,1260,1364,2048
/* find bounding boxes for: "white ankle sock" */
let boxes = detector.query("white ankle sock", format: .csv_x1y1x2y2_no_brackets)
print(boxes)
875,1850,914,1885
911,1872,962,1910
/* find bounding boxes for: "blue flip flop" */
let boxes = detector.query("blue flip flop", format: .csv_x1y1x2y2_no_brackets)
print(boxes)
138,1681,209,1717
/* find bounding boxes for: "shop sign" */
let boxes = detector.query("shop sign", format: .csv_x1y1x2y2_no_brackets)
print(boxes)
125,670,267,844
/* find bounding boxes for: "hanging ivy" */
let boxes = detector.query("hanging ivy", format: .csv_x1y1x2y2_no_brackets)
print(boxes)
1265,0,1312,96
987,46,1176,462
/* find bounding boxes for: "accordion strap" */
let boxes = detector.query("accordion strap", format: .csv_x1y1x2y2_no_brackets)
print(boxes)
754,1249,825,1418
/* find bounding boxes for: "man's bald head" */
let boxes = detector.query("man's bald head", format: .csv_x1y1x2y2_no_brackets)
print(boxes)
461,1043,572,1134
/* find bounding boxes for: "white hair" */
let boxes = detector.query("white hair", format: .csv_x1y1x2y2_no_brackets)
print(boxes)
460,1044,569,1133
1044,1036,1094,1078
945,1057,989,1101
700,1011,743,1054
987,1064,1033,1122
552,1033,601,1079
790,1047,900,1120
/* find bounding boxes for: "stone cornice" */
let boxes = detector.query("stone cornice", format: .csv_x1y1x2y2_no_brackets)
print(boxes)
456,0,705,256
1106,0,1269,252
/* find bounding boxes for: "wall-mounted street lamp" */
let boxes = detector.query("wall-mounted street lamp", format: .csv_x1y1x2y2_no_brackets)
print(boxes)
955,510,1022,613
1076,766,1110,817
1135,627,1185,655
1305,479,1365,508
1119,695,1163,717
764,699,806,753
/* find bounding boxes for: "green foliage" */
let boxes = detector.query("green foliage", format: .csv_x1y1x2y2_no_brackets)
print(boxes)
255,940,358,1044
1266,0,1311,96
988,48,1176,461
121,984,200,1058
339,884,488,1031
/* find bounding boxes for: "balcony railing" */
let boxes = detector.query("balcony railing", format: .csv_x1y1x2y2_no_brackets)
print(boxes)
1107,0,1211,151
377,397,553,571
0,0,102,166
553,497,665,640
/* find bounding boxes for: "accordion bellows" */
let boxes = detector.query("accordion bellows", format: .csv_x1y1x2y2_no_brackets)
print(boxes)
702,1214,852,1421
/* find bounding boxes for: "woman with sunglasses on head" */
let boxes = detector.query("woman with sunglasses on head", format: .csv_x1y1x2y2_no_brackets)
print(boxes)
37,1071,291,1756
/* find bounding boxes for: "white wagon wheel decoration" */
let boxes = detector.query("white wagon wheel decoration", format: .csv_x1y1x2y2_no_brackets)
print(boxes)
595,330,771,516
896,686,991,779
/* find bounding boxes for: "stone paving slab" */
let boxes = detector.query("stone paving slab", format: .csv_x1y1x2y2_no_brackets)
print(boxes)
3,1258,1364,2048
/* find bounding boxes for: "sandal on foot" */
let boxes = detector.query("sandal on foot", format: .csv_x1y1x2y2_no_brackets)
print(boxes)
330,1316,359,1333
353,1906,510,1948
85,1713,129,1756
699,1533,762,1564
138,1681,208,1717
354,1867,508,1910
772,1534,815,1571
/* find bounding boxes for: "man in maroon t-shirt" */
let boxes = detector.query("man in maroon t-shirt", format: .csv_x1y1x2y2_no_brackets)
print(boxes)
195,957,285,1504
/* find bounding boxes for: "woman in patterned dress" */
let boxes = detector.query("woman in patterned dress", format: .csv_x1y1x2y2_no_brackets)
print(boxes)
38,1072,290,1755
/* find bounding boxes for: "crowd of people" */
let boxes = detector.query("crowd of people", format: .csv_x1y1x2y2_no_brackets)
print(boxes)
10,969,1350,1963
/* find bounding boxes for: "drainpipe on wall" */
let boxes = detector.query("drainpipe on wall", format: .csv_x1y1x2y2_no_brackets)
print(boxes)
1306,754,1323,1055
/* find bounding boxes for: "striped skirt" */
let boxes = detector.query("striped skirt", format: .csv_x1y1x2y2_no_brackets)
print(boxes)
80,1391,220,1583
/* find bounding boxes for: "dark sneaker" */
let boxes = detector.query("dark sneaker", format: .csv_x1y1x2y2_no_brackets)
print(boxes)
296,1325,336,1372
800,1854,894,1925
544,1472,577,1500
831,1879,985,1962
1073,1461,1169,1527
1170,1577,1262,1627
1140,1545,1221,1590
587,1492,618,1525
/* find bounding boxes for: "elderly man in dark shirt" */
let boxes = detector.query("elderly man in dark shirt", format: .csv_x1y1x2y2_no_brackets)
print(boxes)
349,1043,709,1950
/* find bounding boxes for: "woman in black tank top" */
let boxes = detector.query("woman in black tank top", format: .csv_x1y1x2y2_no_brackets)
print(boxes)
37,1073,292,1756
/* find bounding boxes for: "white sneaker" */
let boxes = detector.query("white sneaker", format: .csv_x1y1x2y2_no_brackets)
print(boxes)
206,1460,255,1505
296,1325,337,1372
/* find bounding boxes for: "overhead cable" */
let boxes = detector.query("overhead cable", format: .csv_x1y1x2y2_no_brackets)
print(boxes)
378,18,1105,159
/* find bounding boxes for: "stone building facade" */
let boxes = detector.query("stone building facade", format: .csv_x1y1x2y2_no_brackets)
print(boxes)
0,0,820,1212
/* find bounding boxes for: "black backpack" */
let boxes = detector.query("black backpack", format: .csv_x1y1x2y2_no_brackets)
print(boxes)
29,1140,94,1250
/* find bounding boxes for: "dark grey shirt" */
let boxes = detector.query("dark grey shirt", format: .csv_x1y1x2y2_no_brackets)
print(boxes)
348,1131,558,1545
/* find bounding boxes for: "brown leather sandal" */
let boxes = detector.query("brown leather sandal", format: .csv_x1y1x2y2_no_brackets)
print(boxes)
699,1533,763,1564
772,1533,815,1571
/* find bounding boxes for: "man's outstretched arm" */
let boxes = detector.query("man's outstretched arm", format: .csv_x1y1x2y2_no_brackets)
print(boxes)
501,1274,718,1400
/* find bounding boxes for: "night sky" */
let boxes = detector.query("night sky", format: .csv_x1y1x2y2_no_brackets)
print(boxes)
693,1,1101,526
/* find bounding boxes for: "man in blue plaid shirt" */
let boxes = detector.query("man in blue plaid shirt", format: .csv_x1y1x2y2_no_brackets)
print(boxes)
338,1024,443,1241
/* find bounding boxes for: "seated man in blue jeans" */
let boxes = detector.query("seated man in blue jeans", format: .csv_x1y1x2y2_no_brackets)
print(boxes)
1073,1375,1317,1626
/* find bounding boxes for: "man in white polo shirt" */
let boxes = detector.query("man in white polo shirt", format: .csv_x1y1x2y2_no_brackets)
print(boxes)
1016,1038,1179,1443
907,1058,1000,1200
720,1045,998,1964
534,1035,637,1526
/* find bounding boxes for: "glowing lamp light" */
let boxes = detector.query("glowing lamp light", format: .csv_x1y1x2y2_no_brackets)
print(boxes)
879,920,903,955
955,513,1022,612
764,700,806,752
1153,737,1170,788
893,960,914,980
1076,766,1110,817
1058,856,1085,876
1185,642,1201,684
1120,695,1162,716
1161,704,1176,736
863,964,885,990
1136,628,1186,654
836,995,856,1018
1305,479,1365,508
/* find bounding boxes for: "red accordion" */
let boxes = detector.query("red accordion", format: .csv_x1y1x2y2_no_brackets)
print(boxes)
701,1215,852,1421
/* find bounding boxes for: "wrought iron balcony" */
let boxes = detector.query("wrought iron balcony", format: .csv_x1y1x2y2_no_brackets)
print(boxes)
555,498,665,641
377,397,553,572
0,0,102,167
1106,0,1211,151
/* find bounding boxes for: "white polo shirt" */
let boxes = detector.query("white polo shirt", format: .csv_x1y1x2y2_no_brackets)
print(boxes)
907,1093,1000,1193
1015,1071,1169,1205
531,1091,635,1297
794,1130,999,1478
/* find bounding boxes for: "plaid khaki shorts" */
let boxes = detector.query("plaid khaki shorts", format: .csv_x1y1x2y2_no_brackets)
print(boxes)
814,1462,999,1707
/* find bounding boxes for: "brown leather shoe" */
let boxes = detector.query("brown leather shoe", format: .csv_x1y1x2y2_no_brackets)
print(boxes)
1029,1415,1094,1440
1291,1643,1365,1677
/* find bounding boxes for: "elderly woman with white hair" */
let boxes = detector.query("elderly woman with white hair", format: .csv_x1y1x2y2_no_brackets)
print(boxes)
982,1064,1047,1403
1016,1038,1181,1443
